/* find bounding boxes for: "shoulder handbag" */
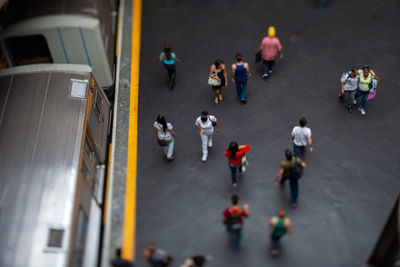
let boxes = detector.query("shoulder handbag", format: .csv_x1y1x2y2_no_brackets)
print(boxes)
292,160,304,179
208,67,221,86
208,115,217,126
157,137,169,146
241,154,249,166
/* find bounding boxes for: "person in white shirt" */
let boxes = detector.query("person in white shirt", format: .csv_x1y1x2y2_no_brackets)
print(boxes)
195,111,220,162
340,66,359,113
154,114,176,161
291,117,313,159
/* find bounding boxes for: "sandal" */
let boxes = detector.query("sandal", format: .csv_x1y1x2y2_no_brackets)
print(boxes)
218,94,223,101
214,96,218,104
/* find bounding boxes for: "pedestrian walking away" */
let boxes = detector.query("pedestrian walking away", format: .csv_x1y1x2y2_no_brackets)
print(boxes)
181,255,212,267
159,45,180,89
224,142,251,187
110,248,135,267
154,114,176,161
274,149,307,207
222,194,249,250
195,111,220,162
291,117,313,159
231,53,250,103
144,243,173,267
355,65,381,115
259,26,283,79
209,59,227,103
268,209,293,256
340,66,359,113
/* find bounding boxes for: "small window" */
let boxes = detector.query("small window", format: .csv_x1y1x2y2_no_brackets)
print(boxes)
47,228,64,248
4,35,53,66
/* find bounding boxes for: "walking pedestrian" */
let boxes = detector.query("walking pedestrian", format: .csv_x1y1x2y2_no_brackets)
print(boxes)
159,45,180,89
110,248,135,267
154,115,176,161
144,243,173,267
181,255,212,267
340,66,359,113
259,26,283,79
224,142,251,187
231,53,250,103
222,195,249,250
209,59,227,103
274,149,306,207
268,209,293,256
291,117,313,159
195,111,220,162
355,65,381,115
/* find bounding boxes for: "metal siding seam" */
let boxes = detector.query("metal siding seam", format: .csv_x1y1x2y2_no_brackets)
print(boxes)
79,27,92,67
56,27,70,63
122,0,141,261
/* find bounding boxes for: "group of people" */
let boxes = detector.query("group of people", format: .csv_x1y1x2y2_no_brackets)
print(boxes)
340,65,380,115
159,26,283,105
151,24,380,264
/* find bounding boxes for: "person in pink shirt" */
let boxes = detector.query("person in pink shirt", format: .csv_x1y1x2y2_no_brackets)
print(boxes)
259,26,283,79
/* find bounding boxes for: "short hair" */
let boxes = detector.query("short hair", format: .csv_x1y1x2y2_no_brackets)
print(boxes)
285,149,293,160
299,117,307,127
201,111,208,122
277,209,286,219
235,53,242,62
231,194,239,205
351,65,357,72
363,65,370,71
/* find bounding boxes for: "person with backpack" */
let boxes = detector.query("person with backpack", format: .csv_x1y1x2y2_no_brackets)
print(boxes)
231,53,250,103
268,209,293,256
291,117,313,159
195,111,220,162
340,66,359,113
224,142,251,187
222,195,249,250
154,114,176,161
159,45,180,89
274,149,306,208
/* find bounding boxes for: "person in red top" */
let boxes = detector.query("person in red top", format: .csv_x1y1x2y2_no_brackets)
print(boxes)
222,195,249,250
224,142,251,187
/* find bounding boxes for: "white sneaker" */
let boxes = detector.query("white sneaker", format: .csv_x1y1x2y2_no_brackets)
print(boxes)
208,139,213,148
232,183,237,187
262,74,268,79
353,99,357,104
201,154,207,162
359,108,366,115
241,166,246,173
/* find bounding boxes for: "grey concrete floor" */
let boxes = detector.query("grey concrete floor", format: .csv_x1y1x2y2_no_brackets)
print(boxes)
134,0,400,266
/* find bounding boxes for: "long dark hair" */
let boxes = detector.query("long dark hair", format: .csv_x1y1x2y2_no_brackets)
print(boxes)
157,114,168,132
214,59,224,68
163,45,172,60
228,141,239,158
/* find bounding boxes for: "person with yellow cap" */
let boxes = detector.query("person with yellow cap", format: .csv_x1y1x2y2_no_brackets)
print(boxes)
259,26,283,79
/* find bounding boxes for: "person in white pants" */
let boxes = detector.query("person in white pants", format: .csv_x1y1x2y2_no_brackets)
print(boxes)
154,114,176,160
195,111,220,162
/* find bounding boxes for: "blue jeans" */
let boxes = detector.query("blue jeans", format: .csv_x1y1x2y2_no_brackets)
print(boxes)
232,228,242,250
280,176,299,204
293,143,305,159
355,88,369,109
270,234,282,252
229,163,242,184
263,60,275,74
235,81,247,99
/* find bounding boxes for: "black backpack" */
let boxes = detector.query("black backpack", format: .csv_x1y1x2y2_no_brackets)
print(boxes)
292,160,304,179
224,209,242,231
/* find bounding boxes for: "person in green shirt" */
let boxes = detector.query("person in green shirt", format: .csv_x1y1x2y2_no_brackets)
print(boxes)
355,65,381,115
268,209,292,256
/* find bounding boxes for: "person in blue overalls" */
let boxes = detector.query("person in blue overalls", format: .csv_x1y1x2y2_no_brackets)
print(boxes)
231,53,250,103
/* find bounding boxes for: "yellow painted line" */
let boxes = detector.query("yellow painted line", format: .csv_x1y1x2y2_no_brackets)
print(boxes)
103,143,112,224
122,0,141,261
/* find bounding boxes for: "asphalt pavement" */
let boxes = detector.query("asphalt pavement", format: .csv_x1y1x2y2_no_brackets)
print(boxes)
135,0,400,266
